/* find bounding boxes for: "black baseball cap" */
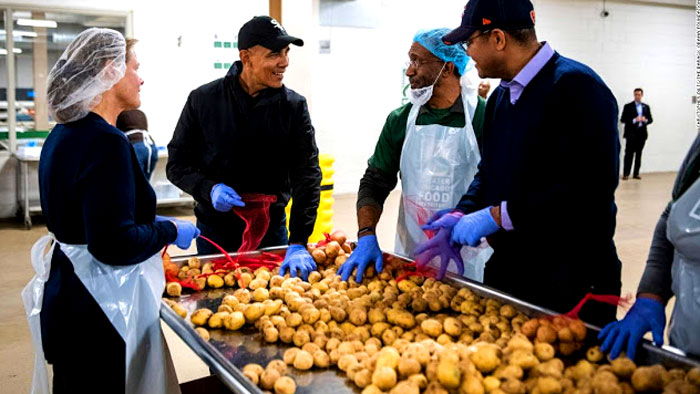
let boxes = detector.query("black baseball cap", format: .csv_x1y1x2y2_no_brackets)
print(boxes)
442,0,536,45
238,16,304,51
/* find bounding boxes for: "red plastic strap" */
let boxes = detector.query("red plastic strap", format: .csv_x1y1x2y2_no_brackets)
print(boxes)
164,271,200,290
564,292,633,319
395,261,436,282
197,235,242,281
315,233,333,248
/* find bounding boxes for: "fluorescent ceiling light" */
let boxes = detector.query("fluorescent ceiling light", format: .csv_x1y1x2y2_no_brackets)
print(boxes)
17,18,57,28
0,30,39,38
0,48,24,54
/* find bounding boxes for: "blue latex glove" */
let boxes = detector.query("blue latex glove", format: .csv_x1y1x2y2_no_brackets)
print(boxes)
413,227,464,280
210,183,245,212
155,215,171,222
451,207,500,246
337,235,383,283
172,219,200,250
280,244,317,281
598,297,666,360
422,210,464,231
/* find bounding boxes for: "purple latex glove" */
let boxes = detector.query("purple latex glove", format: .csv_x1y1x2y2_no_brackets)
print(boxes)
598,297,666,360
413,227,463,280
422,211,464,231
423,208,456,229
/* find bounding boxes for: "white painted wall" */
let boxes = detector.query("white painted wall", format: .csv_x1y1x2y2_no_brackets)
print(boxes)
0,0,695,218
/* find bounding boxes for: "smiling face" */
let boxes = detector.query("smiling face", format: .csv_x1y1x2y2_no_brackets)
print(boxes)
465,29,512,79
112,49,143,110
240,45,290,94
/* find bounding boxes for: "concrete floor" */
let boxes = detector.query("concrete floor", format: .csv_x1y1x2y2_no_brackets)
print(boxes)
0,172,677,392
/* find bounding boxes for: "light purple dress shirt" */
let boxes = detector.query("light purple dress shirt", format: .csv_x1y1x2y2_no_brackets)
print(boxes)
497,42,555,231
499,42,555,105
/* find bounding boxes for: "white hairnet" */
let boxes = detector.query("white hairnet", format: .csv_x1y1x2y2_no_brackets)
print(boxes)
47,28,126,124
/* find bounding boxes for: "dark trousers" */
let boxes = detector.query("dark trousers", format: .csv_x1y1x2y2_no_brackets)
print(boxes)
42,251,127,393
53,352,125,394
196,216,288,255
623,136,646,177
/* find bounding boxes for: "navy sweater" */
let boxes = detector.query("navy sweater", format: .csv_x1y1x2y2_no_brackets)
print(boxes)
456,53,622,318
38,112,176,363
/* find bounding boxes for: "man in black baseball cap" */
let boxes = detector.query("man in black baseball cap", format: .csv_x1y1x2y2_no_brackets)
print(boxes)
167,15,321,280
418,0,623,327
238,15,304,52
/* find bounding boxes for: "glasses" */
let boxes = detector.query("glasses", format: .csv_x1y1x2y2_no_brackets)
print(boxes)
405,59,444,69
461,30,491,49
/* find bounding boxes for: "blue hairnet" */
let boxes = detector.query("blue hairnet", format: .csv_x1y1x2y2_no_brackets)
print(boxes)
413,28,471,75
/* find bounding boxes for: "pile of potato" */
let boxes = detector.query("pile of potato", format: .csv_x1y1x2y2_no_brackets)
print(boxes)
164,231,353,295
308,230,352,268
241,359,297,394
164,243,700,394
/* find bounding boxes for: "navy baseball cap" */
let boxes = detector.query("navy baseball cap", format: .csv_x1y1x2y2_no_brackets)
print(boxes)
442,0,536,45
238,16,304,51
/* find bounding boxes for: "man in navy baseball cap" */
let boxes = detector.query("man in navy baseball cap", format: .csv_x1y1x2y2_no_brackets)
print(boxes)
418,0,623,328
442,0,536,45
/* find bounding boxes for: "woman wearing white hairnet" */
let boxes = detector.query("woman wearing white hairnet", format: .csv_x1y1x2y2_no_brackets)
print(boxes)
23,28,196,393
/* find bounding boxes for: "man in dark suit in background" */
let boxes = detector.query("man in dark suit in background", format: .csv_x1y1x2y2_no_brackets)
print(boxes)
621,88,653,180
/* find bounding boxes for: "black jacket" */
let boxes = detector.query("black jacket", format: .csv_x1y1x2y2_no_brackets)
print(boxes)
620,101,652,139
167,62,321,243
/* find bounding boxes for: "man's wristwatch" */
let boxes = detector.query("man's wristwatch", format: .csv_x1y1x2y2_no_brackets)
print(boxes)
357,226,375,237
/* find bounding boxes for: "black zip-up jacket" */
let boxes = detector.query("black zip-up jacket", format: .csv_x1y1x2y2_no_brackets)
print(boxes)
167,61,321,243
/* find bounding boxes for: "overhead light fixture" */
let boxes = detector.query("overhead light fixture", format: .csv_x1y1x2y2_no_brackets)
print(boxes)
0,48,23,55
17,18,57,28
0,30,39,38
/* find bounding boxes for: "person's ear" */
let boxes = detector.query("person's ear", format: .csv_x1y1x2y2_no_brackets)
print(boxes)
493,29,507,51
239,49,250,65
443,62,456,77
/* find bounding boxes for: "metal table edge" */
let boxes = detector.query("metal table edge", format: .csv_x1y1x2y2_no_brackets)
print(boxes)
160,302,264,394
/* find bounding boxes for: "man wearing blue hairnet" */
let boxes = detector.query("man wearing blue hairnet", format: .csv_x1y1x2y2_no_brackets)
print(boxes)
338,28,487,283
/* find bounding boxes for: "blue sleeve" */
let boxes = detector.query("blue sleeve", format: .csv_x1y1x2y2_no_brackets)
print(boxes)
455,160,484,214
506,73,620,240
80,133,177,265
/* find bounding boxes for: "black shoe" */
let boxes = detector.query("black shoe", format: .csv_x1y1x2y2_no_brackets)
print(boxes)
622,176,629,180
633,175,641,180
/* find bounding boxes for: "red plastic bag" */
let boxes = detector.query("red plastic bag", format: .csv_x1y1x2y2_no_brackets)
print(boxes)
564,292,632,320
232,193,277,253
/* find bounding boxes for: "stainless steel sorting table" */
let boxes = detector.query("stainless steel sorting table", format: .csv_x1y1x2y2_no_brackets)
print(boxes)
161,247,700,394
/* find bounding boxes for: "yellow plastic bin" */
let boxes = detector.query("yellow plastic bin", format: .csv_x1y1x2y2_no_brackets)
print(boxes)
285,154,335,243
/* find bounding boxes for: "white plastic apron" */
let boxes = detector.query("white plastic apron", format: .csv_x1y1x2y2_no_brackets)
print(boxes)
396,79,493,281
22,234,180,394
125,129,157,170
667,176,700,357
